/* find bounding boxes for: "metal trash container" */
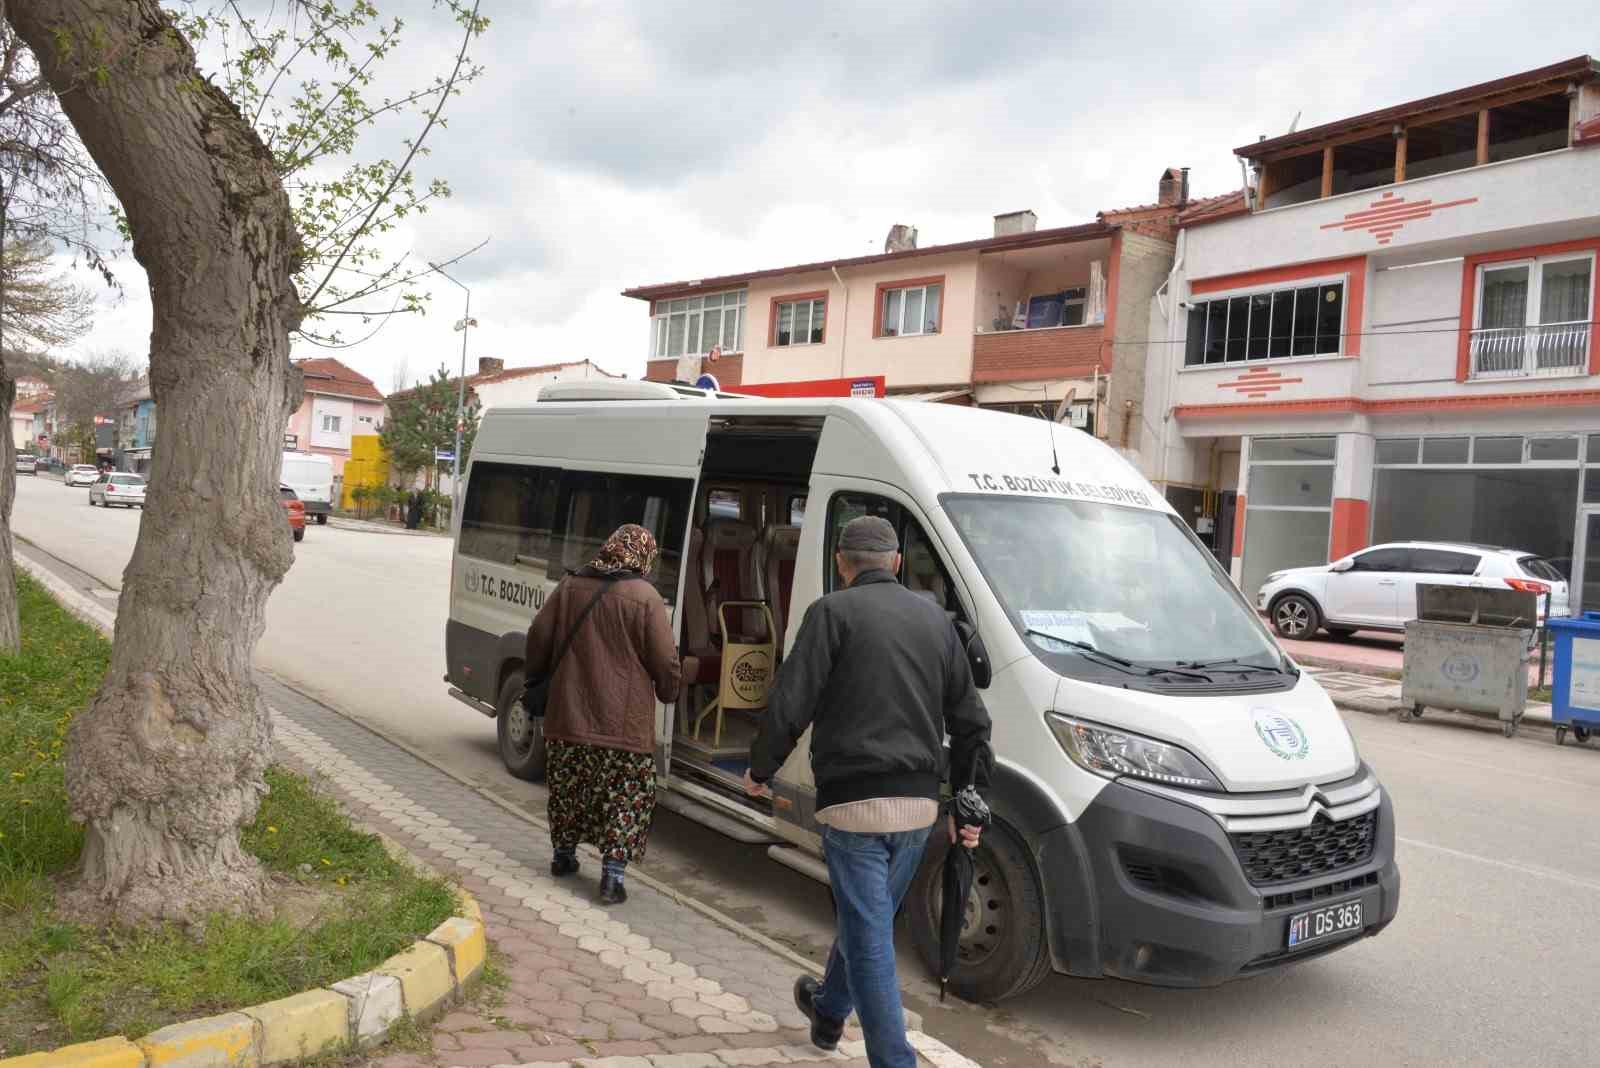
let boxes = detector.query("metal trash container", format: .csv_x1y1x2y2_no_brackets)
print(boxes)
1400,584,1535,737
1548,612,1600,746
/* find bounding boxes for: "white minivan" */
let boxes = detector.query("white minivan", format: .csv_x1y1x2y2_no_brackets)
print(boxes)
444,381,1399,1000
281,452,335,524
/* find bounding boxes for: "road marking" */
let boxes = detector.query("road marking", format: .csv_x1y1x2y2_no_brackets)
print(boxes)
1398,835,1600,892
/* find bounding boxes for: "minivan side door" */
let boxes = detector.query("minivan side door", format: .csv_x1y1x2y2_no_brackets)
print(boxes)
1324,546,1412,626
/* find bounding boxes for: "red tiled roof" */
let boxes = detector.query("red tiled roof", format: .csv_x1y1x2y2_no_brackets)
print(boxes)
294,357,384,402
1177,190,1249,227
1237,55,1597,160
13,399,45,415
475,359,622,385
622,220,1115,301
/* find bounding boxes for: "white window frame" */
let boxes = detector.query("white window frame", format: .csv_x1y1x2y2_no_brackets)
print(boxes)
880,282,943,338
1180,273,1349,370
649,289,747,360
773,296,826,347
321,413,342,433
1470,252,1594,380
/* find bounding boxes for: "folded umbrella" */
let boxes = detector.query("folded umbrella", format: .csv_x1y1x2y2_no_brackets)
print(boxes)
938,784,991,1003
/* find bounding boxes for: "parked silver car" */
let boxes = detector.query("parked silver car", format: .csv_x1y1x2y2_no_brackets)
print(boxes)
14,454,36,475
89,472,147,508
64,464,100,487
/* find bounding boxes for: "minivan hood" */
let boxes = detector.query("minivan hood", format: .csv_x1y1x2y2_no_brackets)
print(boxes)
1052,673,1358,792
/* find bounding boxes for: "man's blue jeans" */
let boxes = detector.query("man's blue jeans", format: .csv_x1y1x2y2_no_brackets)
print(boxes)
814,823,934,1068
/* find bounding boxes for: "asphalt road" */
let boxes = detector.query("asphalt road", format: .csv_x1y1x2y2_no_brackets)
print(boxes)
14,472,1600,1067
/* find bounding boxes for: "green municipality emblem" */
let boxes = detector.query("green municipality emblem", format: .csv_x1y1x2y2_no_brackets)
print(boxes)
1252,709,1310,761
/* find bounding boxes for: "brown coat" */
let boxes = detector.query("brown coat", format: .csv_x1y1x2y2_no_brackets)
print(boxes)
525,572,682,755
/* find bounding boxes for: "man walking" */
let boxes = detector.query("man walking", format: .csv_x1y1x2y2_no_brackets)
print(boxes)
745,515,992,1068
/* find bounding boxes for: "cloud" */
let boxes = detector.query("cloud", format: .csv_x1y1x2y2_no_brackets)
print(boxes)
63,0,1600,390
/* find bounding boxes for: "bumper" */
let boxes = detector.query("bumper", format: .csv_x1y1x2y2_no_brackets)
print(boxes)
301,500,332,516
1038,778,1399,988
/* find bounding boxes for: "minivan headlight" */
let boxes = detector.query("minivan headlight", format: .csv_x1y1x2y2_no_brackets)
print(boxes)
1046,713,1222,791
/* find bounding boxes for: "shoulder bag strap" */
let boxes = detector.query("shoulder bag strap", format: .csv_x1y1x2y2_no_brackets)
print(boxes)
547,578,615,676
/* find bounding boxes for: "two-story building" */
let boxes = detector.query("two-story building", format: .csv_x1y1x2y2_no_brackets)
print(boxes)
114,377,157,474
625,172,1220,444
1142,55,1600,607
286,358,387,479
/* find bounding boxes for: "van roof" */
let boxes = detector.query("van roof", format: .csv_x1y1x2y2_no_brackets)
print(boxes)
482,396,1169,515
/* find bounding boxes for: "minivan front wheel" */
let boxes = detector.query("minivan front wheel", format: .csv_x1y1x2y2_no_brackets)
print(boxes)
1271,594,1319,640
496,669,547,782
905,819,1051,1003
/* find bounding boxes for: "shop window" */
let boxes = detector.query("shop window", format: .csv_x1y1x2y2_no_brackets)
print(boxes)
1487,93,1571,164
1251,436,1336,462
1331,134,1398,196
1376,438,1419,465
1261,151,1324,209
1373,468,1577,561
1529,437,1580,462
1421,437,1469,464
1242,510,1331,601
1472,436,1523,464
1405,114,1479,180
1588,434,1600,464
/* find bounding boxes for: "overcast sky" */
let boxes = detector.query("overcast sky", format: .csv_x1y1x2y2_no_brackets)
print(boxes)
65,1,1599,392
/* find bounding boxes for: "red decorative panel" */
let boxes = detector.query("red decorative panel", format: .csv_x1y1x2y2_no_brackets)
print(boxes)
1214,365,1305,399
1319,191,1477,246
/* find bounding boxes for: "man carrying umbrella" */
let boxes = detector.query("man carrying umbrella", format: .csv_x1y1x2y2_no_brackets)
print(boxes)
745,515,992,1068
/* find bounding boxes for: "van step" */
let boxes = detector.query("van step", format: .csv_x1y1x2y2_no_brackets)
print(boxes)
656,790,780,845
768,845,831,886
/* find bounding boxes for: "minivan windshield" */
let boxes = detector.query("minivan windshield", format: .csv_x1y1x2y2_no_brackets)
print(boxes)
944,495,1289,687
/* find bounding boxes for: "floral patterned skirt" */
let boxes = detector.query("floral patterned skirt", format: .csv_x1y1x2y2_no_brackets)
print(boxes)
546,739,657,863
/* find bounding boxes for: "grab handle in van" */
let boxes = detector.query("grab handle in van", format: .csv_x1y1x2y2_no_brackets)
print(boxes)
954,620,991,690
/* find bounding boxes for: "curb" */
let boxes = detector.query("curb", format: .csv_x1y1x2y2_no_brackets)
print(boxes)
5,556,489,1068
1332,692,1556,727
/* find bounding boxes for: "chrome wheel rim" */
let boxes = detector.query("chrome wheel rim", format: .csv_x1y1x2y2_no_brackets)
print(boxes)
1275,600,1310,637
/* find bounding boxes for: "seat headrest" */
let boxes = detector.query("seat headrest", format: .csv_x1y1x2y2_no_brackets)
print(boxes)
763,524,802,553
705,518,757,550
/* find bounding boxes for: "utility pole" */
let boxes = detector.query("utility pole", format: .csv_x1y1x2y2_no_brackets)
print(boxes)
427,259,477,520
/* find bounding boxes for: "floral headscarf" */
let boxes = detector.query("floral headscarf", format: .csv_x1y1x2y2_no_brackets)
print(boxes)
588,523,659,575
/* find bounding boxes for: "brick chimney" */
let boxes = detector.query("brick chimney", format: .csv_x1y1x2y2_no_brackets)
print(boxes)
476,357,505,377
883,224,918,253
1158,167,1190,207
993,210,1037,237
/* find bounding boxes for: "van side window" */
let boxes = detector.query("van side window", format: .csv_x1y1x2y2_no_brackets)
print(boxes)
788,495,807,525
707,489,742,519
460,462,560,570
825,492,960,617
553,470,694,606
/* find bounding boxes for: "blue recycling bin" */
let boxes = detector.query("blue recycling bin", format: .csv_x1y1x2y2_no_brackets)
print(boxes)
1548,612,1600,745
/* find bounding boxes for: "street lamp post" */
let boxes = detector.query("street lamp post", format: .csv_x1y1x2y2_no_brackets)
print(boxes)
427,260,477,519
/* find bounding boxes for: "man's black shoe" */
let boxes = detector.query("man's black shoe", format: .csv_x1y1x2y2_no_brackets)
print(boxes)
597,872,627,906
793,975,844,1051
550,853,580,878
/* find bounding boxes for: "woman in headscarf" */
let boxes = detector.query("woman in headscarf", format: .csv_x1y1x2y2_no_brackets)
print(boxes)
524,524,682,904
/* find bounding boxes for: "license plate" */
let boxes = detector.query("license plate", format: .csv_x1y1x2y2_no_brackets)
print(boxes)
1287,899,1363,948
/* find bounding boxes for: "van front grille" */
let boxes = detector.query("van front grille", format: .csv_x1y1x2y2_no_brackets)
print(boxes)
1230,810,1377,886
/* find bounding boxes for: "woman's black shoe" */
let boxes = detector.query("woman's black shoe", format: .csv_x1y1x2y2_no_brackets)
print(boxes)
551,853,580,878
793,975,844,1051
598,872,627,905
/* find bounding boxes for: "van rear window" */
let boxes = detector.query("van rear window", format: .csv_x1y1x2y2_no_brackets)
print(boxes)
460,462,560,571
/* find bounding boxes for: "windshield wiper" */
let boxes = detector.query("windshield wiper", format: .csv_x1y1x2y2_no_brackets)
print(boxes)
1025,630,1211,682
1177,656,1298,677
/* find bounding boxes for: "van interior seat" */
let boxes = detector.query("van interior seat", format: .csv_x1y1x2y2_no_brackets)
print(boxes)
703,517,764,642
757,525,802,645
679,528,720,686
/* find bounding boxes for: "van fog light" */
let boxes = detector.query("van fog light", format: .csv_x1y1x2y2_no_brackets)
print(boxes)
1047,713,1222,792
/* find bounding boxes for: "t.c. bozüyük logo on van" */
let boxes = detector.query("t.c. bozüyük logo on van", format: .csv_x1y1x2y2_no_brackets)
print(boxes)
1252,708,1310,761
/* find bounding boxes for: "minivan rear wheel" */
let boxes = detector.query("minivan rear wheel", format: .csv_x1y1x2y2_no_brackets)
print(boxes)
496,669,547,782
905,819,1051,1003
1271,594,1319,640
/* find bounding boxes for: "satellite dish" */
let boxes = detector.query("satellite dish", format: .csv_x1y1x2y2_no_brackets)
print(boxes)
1053,387,1078,424
695,373,721,392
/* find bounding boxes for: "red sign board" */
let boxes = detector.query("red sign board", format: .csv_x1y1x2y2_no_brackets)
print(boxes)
734,376,886,399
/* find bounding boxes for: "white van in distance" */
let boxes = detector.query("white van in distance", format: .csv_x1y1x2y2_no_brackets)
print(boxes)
443,381,1400,1001
281,451,335,524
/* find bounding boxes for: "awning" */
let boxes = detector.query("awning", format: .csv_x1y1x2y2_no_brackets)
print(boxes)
888,389,972,404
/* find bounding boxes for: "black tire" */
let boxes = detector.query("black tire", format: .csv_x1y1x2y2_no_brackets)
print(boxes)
1574,725,1592,745
316,513,328,525
496,668,546,782
1270,594,1320,640
292,527,305,542
904,819,1051,1003
1325,626,1357,640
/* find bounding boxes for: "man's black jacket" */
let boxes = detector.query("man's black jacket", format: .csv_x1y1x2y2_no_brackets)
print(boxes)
750,569,993,812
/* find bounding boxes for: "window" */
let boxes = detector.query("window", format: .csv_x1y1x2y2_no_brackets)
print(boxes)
772,294,826,347
1529,437,1580,463
553,470,693,605
1471,254,1593,377
1241,436,1336,597
1349,547,1411,572
878,279,943,337
1421,437,1469,464
1184,282,1343,366
1410,548,1479,576
321,414,342,433
787,495,807,525
1376,438,1419,465
1024,288,1087,329
824,491,958,612
1472,436,1523,464
1486,93,1570,164
460,462,561,570
1374,468,1578,563
707,489,742,519
651,290,747,360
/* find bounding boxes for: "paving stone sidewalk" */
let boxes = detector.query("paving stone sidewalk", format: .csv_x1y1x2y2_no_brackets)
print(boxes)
264,678,978,1068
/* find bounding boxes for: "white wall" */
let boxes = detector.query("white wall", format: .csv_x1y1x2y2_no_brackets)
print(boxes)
310,396,354,450
475,364,610,409
1363,259,1461,386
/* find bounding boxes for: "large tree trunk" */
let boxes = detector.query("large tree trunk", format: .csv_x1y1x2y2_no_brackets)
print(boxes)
0,368,18,655
8,0,302,925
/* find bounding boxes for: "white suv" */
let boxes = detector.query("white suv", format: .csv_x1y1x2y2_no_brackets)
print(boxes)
1258,541,1569,640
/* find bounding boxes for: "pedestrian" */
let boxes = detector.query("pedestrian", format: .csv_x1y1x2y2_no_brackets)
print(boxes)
525,523,681,905
745,515,992,1068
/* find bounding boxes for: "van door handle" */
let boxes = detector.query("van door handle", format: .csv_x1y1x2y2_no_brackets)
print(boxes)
1378,579,1397,586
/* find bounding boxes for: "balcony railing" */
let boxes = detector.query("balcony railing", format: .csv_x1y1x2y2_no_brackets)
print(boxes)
1469,322,1590,379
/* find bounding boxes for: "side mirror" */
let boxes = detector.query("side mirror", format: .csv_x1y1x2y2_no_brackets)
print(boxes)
954,620,992,690
1330,558,1354,573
